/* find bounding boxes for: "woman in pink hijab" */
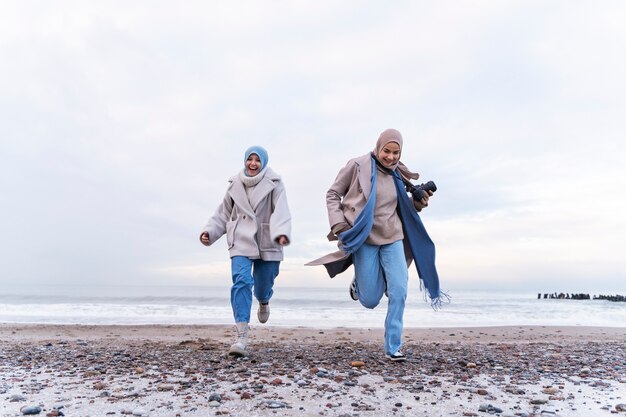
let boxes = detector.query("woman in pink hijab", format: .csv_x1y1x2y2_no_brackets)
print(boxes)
308,129,439,362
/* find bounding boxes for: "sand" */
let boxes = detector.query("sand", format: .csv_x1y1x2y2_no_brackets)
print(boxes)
1,324,625,417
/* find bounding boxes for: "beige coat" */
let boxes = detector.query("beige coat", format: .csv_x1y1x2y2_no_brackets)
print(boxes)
306,153,418,273
305,154,375,272
202,167,291,261
326,153,375,239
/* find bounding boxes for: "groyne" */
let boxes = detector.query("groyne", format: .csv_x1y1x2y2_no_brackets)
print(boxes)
538,292,625,302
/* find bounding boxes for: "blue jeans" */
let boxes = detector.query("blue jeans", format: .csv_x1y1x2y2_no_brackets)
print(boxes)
353,240,408,355
230,256,280,323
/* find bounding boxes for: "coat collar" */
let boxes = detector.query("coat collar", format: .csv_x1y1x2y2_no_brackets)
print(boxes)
354,153,373,198
228,167,280,215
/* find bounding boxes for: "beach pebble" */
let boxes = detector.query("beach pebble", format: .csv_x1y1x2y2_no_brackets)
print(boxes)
10,394,27,402
351,361,365,367
264,400,287,409
478,404,503,413
132,409,147,416
208,393,222,402
208,401,220,408
616,404,626,411
20,406,42,415
93,381,106,390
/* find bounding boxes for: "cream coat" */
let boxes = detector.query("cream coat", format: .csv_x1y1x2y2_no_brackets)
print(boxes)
202,167,291,261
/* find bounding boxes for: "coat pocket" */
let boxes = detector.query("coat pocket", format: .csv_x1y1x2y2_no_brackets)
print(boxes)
226,220,237,249
259,223,279,252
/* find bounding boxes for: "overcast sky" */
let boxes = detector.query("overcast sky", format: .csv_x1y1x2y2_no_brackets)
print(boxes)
1,1,625,293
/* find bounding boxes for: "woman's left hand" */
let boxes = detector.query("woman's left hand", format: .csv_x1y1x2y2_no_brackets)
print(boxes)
414,190,433,212
277,235,289,246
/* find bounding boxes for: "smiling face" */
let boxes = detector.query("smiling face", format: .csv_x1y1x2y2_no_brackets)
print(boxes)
245,153,262,176
377,141,401,168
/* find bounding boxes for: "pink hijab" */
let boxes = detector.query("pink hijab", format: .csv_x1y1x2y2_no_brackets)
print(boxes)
373,128,419,180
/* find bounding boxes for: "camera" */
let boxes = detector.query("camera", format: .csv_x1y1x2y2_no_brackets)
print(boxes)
407,180,437,201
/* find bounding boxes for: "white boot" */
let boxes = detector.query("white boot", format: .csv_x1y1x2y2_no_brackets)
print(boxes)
228,322,249,357
257,302,270,323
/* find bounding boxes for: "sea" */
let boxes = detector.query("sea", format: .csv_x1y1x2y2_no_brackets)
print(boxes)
1,285,624,328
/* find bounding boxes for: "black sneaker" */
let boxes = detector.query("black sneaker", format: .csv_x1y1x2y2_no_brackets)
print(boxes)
385,351,406,362
349,277,358,301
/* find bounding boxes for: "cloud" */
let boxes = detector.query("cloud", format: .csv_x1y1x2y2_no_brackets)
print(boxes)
1,2,625,292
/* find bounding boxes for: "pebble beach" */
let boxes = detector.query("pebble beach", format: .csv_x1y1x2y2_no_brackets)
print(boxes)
1,325,625,417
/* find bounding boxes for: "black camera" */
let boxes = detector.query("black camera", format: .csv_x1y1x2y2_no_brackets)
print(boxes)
407,180,437,201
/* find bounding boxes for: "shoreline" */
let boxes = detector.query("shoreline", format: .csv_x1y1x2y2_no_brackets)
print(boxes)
1,324,625,416
2,323,626,343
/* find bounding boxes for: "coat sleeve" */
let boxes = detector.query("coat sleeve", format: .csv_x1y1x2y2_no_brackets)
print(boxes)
201,189,234,245
269,181,292,244
326,160,355,230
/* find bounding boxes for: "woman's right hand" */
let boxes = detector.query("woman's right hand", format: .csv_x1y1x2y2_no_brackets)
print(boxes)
200,232,210,246
332,222,351,237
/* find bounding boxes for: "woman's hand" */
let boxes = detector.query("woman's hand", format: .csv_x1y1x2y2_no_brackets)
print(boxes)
277,235,289,246
200,232,210,246
414,190,434,212
331,222,351,236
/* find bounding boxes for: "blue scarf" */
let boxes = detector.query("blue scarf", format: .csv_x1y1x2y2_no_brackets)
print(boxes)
338,155,447,308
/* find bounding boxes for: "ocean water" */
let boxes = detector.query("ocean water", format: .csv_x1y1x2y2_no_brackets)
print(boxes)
0,285,624,328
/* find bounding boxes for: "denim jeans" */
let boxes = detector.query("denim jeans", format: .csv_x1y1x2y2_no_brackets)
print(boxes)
230,256,280,323
353,240,408,355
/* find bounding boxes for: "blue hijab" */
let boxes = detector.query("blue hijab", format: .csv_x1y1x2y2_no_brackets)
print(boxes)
243,146,268,175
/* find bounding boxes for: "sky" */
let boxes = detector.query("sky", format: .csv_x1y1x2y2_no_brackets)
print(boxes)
1,1,625,293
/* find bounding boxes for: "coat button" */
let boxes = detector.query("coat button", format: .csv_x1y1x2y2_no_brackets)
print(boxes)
351,207,356,212
243,215,246,219
358,188,362,193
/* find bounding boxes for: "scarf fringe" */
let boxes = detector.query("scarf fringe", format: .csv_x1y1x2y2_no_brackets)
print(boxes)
427,290,451,311
418,279,451,310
